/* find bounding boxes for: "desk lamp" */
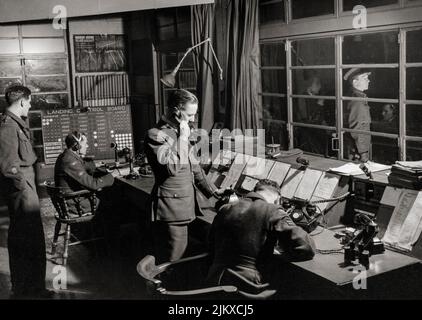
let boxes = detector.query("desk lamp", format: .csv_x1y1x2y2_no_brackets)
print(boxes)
160,38,223,88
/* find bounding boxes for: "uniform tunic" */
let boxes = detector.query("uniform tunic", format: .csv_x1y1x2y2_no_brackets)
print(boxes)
0,110,46,294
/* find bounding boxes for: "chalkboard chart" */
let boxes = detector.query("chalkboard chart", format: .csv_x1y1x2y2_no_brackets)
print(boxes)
41,105,133,164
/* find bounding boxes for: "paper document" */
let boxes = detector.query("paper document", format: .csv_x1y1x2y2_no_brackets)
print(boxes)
294,169,323,201
395,160,422,169
380,186,402,207
382,190,422,252
243,156,268,178
280,169,304,199
329,161,390,176
241,176,259,191
267,161,291,186
220,153,248,189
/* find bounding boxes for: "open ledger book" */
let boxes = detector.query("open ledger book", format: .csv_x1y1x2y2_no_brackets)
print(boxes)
381,189,422,253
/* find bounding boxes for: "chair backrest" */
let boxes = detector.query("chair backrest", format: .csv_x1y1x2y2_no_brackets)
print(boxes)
44,180,97,220
136,253,276,300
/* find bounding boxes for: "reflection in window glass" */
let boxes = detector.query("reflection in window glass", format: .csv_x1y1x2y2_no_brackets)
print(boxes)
0,60,21,77
292,69,335,96
262,95,287,121
260,1,285,24
406,67,422,100
406,105,422,137
343,131,371,160
294,127,337,157
342,32,398,64
371,136,399,164
261,69,286,94
407,141,422,161
291,0,334,19
293,98,336,126
343,101,397,133
406,29,422,63
24,59,67,75
0,78,22,94
343,0,398,11
26,76,67,93
342,68,399,99
263,120,289,150
260,43,285,66
292,38,334,66
31,94,69,110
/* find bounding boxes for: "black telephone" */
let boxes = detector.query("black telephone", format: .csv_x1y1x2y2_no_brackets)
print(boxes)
282,198,321,233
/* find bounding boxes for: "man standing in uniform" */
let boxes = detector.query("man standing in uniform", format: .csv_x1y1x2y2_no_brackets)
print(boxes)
145,89,223,264
0,85,50,298
344,68,372,162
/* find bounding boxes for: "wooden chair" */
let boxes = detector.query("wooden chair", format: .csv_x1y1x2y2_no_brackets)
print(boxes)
44,180,101,265
136,253,277,300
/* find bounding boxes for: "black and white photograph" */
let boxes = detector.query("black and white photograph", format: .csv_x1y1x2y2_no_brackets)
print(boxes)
1,0,422,308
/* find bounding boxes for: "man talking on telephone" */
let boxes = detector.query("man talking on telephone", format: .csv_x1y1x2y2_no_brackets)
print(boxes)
145,89,224,264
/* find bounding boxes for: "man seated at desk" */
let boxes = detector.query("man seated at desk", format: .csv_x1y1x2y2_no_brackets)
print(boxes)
54,131,115,216
207,179,316,292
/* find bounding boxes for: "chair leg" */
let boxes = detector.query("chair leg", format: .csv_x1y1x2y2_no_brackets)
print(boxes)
51,221,61,255
63,224,71,266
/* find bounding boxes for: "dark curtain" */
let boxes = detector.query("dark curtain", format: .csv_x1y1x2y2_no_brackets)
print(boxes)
226,0,262,131
191,4,215,131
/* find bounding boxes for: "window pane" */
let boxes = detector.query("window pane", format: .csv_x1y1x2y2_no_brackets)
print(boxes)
407,141,422,161
156,8,175,26
22,38,65,53
260,43,285,66
21,24,63,37
31,93,69,110
342,32,399,64
292,38,334,66
0,25,18,37
162,53,178,71
343,68,399,99
30,129,43,146
179,52,194,69
292,69,335,96
343,0,398,11
406,29,422,63
371,103,399,134
262,95,287,121
158,26,176,41
261,69,286,94
26,76,67,93
263,119,289,150
371,136,399,164
406,105,422,136
0,96,7,113
260,2,285,24
24,59,67,75
0,60,21,77
294,127,337,157
406,67,422,100
291,0,335,19
0,78,22,94
293,98,336,126
343,131,371,160
178,71,196,88
343,101,397,133
0,39,20,54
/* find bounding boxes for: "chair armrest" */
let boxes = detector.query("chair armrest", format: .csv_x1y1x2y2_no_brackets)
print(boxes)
162,285,238,296
62,189,95,198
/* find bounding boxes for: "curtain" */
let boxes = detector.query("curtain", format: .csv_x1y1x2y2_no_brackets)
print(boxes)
226,0,262,132
191,4,216,131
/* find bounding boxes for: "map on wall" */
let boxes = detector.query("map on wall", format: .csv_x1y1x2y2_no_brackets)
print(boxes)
74,35,127,72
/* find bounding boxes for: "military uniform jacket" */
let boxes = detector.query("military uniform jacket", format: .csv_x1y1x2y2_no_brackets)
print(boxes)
54,148,114,215
348,89,371,157
0,111,37,194
207,192,316,283
145,115,217,224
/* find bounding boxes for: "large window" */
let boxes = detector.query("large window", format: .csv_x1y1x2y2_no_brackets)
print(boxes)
259,42,288,150
260,27,422,164
0,23,69,163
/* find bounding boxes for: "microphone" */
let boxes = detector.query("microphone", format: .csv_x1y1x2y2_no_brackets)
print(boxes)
359,163,373,179
296,157,309,167
110,142,118,163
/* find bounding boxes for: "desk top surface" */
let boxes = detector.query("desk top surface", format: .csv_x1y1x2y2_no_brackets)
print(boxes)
293,227,420,285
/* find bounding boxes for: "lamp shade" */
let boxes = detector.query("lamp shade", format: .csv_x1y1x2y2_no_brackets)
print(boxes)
160,70,177,88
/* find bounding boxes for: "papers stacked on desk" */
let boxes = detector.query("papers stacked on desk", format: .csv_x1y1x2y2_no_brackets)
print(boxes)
328,161,390,176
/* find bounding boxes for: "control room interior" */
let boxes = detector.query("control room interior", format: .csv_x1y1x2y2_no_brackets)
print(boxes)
1,0,422,300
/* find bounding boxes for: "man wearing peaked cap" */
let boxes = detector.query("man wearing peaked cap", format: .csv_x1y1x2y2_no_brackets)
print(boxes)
344,68,372,162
